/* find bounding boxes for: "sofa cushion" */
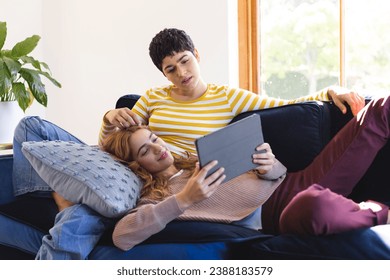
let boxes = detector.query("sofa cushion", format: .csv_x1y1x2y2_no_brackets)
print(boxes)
2,213,389,260
245,228,390,260
0,216,268,260
115,94,141,110
21,140,142,218
0,155,15,205
0,244,35,260
93,221,270,260
0,196,57,233
231,101,331,172
0,213,45,258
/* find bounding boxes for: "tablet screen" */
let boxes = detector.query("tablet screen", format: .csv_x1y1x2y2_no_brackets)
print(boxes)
195,114,264,182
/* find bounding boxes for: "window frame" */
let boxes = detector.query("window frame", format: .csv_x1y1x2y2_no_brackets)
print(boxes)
237,0,259,93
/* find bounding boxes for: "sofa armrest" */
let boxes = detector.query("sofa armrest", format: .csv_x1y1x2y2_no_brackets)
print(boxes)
115,94,141,109
0,155,15,205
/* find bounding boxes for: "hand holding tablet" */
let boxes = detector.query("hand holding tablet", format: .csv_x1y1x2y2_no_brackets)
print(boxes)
195,114,264,182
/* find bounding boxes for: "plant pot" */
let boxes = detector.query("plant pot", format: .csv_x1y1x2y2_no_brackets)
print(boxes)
0,101,25,144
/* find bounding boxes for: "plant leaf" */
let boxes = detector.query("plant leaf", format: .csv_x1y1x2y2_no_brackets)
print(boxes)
19,68,47,107
0,58,12,100
37,70,62,88
0,22,6,51
39,61,50,71
11,35,40,58
3,56,21,76
1,49,12,57
12,82,30,112
20,56,42,70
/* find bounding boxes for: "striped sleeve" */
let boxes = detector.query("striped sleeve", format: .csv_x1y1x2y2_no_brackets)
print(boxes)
131,92,151,123
228,87,330,115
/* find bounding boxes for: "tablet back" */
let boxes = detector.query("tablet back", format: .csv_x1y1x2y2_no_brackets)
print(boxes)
195,114,264,182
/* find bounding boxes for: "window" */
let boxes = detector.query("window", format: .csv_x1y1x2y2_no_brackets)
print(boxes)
344,0,390,95
238,0,390,98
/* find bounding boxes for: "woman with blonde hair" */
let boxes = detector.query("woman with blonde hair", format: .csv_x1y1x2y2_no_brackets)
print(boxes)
102,96,390,251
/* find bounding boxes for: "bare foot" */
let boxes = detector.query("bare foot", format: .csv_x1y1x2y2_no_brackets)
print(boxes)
52,192,74,212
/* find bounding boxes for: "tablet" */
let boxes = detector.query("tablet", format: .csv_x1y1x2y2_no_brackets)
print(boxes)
195,114,264,182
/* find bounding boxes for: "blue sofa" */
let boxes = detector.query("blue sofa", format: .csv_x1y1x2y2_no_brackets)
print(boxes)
1,95,390,259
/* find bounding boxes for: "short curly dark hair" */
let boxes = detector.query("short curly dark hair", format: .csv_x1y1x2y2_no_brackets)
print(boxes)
149,28,195,72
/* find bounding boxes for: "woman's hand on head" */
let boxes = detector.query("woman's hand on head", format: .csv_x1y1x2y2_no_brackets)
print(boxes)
252,143,276,175
104,108,142,128
175,161,225,209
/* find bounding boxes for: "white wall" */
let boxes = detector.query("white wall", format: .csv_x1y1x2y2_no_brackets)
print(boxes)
1,0,238,144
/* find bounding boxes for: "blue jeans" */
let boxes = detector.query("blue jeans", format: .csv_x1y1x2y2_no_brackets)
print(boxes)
13,116,84,197
36,204,112,260
13,116,112,259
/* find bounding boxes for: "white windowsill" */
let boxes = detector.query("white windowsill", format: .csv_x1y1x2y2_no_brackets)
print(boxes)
0,144,13,156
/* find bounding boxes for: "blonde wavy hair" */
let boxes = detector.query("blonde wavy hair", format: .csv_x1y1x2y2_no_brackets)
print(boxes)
101,126,197,200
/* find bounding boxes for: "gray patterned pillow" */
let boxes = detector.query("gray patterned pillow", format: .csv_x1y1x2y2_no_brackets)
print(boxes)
22,140,142,218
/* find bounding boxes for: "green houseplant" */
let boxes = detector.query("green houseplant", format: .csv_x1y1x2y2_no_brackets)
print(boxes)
0,21,61,112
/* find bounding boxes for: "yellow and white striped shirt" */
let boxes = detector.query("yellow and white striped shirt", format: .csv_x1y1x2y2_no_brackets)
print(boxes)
100,84,329,155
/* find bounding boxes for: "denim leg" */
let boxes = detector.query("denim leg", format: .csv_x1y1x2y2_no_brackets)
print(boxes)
12,117,109,260
35,204,113,260
13,116,85,197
